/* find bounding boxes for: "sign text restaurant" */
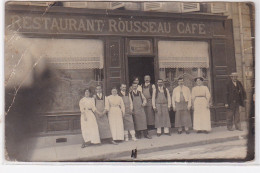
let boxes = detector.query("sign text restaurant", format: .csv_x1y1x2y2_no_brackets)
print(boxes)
9,14,209,36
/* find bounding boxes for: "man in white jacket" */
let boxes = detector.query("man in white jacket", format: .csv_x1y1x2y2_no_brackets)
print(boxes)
172,77,192,134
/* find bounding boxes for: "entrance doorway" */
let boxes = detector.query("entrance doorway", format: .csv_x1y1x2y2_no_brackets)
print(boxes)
128,57,155,85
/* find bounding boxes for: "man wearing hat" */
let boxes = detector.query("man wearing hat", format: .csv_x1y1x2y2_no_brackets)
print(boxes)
225,72,246,131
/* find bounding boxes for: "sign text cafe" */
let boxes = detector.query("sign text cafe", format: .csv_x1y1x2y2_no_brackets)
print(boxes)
9,14,209,36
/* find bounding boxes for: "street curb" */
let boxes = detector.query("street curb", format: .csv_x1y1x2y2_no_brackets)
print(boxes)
66,134,247,161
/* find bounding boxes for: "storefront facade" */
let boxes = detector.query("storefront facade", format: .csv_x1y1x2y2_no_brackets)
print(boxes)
5,5,237,135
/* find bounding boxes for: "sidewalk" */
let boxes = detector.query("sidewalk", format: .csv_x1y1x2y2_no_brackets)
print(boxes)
18,123,248,162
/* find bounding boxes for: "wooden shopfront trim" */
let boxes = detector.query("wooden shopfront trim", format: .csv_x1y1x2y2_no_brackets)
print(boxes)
5,4,236,133
6,4,228,39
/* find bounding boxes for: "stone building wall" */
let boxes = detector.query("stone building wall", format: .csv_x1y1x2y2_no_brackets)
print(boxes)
229,2,255,119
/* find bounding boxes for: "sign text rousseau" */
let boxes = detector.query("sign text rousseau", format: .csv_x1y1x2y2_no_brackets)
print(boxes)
7,14,210,37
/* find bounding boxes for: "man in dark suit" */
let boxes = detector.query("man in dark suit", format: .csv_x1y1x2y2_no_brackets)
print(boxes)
225,72,246,131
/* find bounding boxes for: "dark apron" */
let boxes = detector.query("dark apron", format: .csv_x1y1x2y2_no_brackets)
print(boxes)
155,92,171,128
143,87,155,125
175,91,192,128
132,92,147,131
122,95,135,130
95,97,112,139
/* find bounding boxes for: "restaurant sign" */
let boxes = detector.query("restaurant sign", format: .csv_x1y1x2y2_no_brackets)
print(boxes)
6,13,211,37
129,40,152,55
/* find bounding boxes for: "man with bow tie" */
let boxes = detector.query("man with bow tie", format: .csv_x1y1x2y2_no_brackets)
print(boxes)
142,75,156,130
152,79,172,136
94,85,117,145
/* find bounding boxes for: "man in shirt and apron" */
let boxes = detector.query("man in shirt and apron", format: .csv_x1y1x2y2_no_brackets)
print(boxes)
142,75,156,130
130,83,152,139
119,84,137,141
152,79,171,136
172,77,192,134
94,85,117,145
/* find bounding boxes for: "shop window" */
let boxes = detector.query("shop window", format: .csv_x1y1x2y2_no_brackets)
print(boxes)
20,38,104,113
158,41,210,92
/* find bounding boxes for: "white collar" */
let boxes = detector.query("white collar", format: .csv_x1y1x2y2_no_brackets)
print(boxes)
145,82,150,86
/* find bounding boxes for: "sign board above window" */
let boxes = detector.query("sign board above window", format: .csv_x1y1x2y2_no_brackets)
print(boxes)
129,40,152,55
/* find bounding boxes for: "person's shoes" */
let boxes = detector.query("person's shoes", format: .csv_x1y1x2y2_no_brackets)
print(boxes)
165,133,171,136
81,143,87,148
177,131,182,134
197,130,202,133
145,134,152,139
227,128,234,131
185,131,190,134
236,128,243,131
132,137,137,141
157,133,161,137
81,142,90,148
125,138,129,142
203,131,209,134
110,140,118,145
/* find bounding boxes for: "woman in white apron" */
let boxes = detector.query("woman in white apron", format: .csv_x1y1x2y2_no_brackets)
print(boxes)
192,77,211,133
105,87,125,141
79,88,102,148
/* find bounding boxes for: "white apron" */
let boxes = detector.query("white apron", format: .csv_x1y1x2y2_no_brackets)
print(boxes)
193,97,211,131
192,86,211,131
106,95,125,140
79,97,100,144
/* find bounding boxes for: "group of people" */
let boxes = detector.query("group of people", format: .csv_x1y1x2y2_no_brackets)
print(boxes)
79,72,246,148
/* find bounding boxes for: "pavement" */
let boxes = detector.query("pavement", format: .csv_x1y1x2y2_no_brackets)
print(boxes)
117,138,248,160
17,122,249,162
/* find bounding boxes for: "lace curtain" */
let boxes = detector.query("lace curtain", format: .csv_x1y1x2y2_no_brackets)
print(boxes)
158,41,209,68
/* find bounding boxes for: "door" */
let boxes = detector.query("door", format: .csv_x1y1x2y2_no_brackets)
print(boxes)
211,20,236,123
211,38,236,122
128,57,155,85
105,37,125,95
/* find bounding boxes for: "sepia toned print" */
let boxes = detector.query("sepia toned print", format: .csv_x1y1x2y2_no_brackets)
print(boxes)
4,1,255,162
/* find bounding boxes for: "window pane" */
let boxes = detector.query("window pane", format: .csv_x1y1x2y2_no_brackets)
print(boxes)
39,69,104,113
158,41,211,91
20,38,105,113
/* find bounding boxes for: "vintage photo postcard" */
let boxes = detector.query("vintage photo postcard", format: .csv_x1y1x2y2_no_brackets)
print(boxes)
4,1,255,162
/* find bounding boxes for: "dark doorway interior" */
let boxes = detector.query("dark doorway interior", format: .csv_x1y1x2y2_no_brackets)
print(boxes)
128,57,155,85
